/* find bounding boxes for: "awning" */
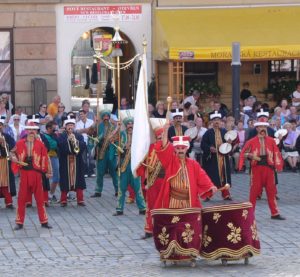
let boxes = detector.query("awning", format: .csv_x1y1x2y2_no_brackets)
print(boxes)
154,6,300,61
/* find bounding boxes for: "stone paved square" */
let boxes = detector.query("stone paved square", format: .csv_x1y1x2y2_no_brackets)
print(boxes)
0,172,299,276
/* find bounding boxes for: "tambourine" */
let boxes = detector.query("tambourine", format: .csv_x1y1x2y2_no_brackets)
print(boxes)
219,142,232,155
184,126,198,140
224,130,238,144
274,129,288,139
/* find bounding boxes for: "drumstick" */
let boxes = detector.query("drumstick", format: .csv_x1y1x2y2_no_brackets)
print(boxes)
217,183,231,192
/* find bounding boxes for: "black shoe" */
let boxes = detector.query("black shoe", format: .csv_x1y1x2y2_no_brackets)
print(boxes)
114,192,118,197
113,211,124,216
41,223,53,229
275,195,280,200
224,196,232,201
91,192,101,198
271,214,286,220
6,204,14,209
45,202,49,207
141,233,153,240
139,210,146,215
204,197,210,202
14,224,23,231
60,202,67,207
77,202,86,207
26,203,32,208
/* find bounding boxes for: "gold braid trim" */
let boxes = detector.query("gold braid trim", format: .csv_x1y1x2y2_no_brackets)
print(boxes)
151,208,201,216
98,124,114,160
200,245,261,260
147,151,163,188
201,202,253,213
160,240,199,259
121,147,131,173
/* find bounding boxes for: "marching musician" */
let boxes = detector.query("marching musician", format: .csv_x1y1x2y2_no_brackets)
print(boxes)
136,118,166,239
91,105,118,198
238,112,285,220
24,115,51,207
11,122,52,230
0,116,16,209
114,110,146,216
58,115,86,207
167,108,188,142
201,111,232,200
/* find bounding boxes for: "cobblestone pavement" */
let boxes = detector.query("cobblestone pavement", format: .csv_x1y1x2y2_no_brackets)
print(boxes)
0,172,300,277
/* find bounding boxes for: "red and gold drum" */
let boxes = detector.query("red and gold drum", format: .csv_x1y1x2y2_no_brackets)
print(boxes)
200,202,260,262
151,208,202,262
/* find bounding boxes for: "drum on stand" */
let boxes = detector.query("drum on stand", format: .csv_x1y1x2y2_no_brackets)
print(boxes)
200,202,260,265
151,208,202,266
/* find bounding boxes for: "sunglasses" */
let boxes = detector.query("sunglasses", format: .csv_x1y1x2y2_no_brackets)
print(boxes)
14,118,20,120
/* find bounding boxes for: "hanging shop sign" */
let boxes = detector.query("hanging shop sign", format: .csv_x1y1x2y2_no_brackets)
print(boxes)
64,5,142,23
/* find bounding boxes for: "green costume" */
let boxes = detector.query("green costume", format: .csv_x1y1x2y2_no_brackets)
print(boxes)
95,119,118,194
116,130,146,212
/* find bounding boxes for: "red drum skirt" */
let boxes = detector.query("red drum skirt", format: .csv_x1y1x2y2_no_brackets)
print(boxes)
200,202,260,260
151,208,202,262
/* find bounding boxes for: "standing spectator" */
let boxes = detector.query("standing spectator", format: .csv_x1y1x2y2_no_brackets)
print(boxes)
280,99,291,121
152,100,166,118
37,103,50,133
120,97,131,110
9,114,24,142
183,90,200,106
243,96,255,119
0,93,13,114
53,103,67,128
282,122,299,172
0,97,10,122
80,99,95,121
9,106,27,126
240,82,252,101
291,82,300,109
47,95,61,118
75,109,95,177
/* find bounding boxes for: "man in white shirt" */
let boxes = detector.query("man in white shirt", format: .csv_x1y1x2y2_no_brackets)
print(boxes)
291,82,300,109
75,109,94,177
183,90,200,106
190,116,207,163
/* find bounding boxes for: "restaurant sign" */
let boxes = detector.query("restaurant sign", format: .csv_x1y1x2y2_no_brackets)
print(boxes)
171,45,300,61
64,5,142,23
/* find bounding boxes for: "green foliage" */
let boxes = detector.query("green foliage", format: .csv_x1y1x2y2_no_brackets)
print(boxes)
261,79,297,104
185,80,222,98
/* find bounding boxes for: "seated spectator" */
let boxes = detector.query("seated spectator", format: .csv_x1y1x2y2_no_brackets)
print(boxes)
272,107,285,126
288,106,300,125
0,93,13,114
80,99,95,121
8,106,27,126
152,100,166,118
148,103,154,118
282,122,299,172
187,105,199,121
53,103,67,128
280,98,291,120
291,82,300,109
9,114,25,142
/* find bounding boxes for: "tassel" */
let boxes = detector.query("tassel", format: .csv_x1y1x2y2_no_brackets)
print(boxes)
84,66,90,90
91,62,98,84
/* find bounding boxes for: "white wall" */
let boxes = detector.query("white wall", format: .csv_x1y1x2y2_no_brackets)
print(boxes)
56,3,152,111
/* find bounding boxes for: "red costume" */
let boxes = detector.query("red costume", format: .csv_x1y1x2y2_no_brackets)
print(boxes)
154,141,216,209
238,136,283,216
12,138,49,225
137,143,164,235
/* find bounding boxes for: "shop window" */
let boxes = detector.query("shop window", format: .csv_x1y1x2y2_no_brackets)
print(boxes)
0,29,14,105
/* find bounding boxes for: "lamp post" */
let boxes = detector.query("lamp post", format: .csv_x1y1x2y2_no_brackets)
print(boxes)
231,42,241,122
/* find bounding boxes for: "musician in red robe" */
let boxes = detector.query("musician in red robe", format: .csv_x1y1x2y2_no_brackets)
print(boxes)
154,126,217,209
137,118,166,239
11,122,52,230
238,115,285,220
